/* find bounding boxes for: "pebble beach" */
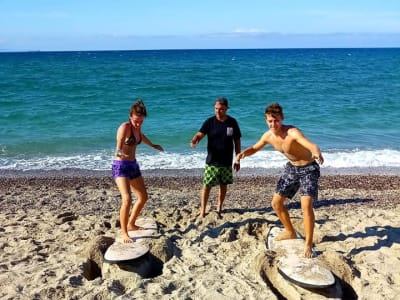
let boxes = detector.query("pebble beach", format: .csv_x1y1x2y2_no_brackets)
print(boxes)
1,169,400,299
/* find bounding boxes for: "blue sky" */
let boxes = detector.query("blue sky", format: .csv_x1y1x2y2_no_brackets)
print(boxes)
1,0,400,51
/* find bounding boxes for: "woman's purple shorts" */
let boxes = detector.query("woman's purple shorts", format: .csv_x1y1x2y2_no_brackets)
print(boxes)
112,160,142,179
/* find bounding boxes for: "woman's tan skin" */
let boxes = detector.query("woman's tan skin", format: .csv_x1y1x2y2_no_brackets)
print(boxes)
114,101,163,243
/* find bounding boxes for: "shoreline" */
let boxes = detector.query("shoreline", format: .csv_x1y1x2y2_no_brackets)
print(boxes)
0,166,399,179
1,172,399,214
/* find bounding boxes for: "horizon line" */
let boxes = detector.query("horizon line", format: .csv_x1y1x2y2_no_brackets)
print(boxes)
1,46,400,54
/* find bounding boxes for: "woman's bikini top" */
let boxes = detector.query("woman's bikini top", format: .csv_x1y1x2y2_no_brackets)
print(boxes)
124,123,142,146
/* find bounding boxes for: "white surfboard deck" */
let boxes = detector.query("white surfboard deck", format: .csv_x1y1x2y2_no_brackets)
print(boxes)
267,226,335,289
128,217,158,242
104,217,157,263
104,241,149,263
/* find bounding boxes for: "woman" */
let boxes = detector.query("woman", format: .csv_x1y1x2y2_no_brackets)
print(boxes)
112,99,163,243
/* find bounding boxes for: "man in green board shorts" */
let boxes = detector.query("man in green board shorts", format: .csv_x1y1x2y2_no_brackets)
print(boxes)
190,97,242,219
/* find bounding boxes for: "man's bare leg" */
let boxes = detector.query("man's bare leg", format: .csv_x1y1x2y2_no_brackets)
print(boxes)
271,193,297,240
301,195,315,258
216,184,227,218
199,186,211,218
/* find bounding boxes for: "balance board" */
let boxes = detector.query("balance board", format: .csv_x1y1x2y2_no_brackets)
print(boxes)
128,217,158,242
104,217,157,263
266,226,335,289
104,241,149,263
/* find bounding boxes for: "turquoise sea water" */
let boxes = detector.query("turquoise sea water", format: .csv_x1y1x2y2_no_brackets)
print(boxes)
0,48,399,171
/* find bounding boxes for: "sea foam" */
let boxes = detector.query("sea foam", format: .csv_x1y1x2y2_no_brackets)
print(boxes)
1,149,399,171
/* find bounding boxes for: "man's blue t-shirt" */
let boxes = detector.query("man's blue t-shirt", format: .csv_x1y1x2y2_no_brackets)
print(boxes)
199,116,241,167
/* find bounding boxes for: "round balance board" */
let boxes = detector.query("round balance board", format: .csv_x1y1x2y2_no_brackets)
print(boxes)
104,217,157,263
104,241,149,263
128,217,158,242
266,226,335,289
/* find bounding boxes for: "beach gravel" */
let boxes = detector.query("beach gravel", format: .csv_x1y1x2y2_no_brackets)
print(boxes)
0,171,399,299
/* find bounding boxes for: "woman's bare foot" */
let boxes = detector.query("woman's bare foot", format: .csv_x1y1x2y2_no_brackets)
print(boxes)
304,245,314,258
127,225,144,231
275,230,297,241
122,234,133,243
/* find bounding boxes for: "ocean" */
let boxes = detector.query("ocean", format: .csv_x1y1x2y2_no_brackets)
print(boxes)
1,48,399,173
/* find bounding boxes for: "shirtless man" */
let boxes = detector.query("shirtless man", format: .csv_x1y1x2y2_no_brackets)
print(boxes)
236,103,323,258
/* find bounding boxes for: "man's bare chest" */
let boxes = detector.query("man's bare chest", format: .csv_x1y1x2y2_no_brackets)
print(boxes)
270,136,296,154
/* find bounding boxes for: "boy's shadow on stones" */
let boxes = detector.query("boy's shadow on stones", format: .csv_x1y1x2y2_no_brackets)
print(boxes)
321,225,400,255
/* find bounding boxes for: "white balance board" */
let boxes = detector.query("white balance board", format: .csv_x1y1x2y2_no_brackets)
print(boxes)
266,226,335,289
104,217,157,263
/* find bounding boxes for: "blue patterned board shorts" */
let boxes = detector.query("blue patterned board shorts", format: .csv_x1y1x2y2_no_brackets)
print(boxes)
203,165,233,187
112,160,142,180
276,161,320,200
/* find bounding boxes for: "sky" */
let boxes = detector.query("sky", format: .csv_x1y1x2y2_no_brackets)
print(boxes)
1,0,400,51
